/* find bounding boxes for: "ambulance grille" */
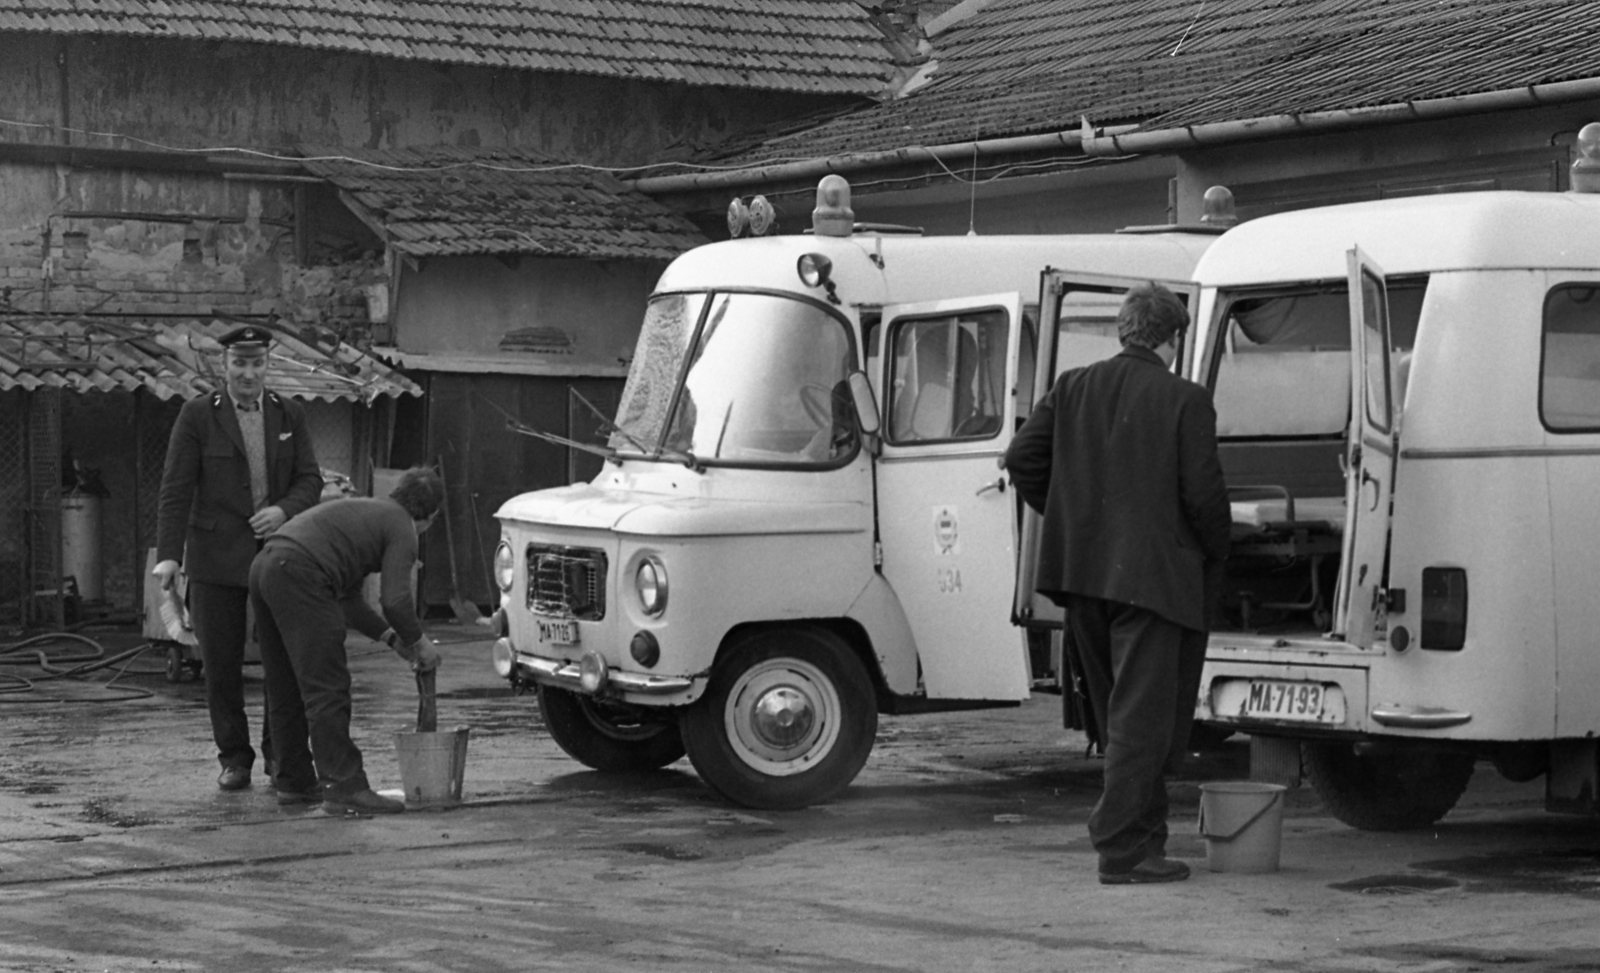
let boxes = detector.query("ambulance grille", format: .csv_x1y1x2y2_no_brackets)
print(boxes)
526,544,608,621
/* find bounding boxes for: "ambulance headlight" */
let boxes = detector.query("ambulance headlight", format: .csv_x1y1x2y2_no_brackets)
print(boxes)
636,557,668,616
493,540,515,592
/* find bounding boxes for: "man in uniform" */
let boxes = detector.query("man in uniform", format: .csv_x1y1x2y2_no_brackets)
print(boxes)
154,324,323,791
249,467,444,815
1005,283,1231,885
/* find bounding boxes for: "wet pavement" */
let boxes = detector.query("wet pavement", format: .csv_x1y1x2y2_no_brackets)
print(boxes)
2,621,1599,972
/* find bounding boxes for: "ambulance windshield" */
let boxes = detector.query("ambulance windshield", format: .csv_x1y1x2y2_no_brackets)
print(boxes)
610,291,857,467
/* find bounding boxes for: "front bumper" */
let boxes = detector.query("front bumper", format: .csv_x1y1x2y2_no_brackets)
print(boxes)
493,637,695,696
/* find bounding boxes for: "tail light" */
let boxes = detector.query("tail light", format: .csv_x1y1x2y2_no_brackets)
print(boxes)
1420,567,1467,650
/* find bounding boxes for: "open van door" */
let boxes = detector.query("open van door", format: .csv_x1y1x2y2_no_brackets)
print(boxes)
1012,271,1201,630
875,293,1029,701
1333,246,1397,648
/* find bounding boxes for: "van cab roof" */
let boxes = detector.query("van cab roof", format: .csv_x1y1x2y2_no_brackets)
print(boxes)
654,230,1216,308
1195,191,1600,286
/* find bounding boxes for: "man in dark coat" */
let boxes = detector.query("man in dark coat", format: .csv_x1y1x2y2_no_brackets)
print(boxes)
153,325,323,791
249,467,444,815
1005,282,1231,885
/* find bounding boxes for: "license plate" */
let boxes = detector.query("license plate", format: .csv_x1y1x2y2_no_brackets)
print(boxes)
535,616,580,646
1242,680,1327,721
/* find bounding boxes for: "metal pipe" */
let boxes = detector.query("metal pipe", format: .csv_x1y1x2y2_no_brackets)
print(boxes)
1082,78,1600,157
623,125,1138,194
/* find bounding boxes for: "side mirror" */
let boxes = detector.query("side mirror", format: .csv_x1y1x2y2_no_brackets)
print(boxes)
847,370,880,436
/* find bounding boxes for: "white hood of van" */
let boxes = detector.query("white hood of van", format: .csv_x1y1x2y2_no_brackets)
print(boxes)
495,483,869,538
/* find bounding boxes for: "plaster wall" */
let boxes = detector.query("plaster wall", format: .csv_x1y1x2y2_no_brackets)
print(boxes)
393,255,661,369
0,34,849,166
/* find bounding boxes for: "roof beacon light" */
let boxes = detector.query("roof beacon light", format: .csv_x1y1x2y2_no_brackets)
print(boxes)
1571,122,1600,194
748,195,777,236
727,197,750,238
812,174,855,238
1200,185,1238,227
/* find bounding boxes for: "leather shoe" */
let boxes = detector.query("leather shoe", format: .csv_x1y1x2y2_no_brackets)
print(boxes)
1099,855,1191,885
322,789,404,815
217,766,251,791
275,783,325,806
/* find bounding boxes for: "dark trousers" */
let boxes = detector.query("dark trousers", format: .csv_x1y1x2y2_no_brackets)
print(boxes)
249,546,370,799
188,580,271,771
1065,594,1205,872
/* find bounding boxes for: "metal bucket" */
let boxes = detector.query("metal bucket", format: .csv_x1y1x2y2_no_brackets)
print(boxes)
394,727,470,808
1198,781,1286,873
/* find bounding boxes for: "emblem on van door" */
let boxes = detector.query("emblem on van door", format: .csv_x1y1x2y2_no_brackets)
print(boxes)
933,505,960,555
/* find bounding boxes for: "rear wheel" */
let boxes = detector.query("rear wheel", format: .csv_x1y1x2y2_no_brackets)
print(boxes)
1302,741,1475,831
536,684,686,772
680,627,877,810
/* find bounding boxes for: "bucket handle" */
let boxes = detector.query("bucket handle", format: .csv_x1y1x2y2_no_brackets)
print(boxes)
1198,790,1282,842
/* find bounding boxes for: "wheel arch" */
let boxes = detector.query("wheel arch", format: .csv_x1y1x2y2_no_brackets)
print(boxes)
715,617,893,713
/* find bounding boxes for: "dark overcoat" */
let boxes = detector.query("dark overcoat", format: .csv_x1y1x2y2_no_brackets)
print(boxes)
155,389,323,587
1004,346,1232,632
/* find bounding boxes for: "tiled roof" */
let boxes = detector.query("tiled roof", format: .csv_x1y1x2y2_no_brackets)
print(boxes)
716,0,1600,165
301,147,708,260
0,0,895,96
0,317,421,402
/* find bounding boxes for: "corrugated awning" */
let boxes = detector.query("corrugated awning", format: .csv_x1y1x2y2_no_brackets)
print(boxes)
0,317,422,402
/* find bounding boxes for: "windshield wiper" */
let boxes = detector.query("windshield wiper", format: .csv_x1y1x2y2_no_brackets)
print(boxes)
569,387,648,453
481,396,620,465
568,387,703,473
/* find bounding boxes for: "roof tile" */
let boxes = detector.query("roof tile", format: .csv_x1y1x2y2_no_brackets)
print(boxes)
0,0,896,96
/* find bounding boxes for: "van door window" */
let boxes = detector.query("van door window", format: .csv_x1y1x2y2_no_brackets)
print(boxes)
886,309,1009,443
1540,283,1600,431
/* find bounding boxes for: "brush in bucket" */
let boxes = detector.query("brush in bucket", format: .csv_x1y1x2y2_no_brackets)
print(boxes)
394,668,470,808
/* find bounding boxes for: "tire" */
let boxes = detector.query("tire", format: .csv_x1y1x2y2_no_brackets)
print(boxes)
680,627,877,810
535,684,686,772
1302,740,1475,831
165,645,185,684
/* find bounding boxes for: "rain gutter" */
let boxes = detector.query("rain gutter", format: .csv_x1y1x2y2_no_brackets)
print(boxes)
1082,78,1600,157
629,78,1600,196
622,125,1137,195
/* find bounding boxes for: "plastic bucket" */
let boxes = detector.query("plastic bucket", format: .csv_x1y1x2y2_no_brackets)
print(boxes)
394,727,470,807
1198,781,1286,873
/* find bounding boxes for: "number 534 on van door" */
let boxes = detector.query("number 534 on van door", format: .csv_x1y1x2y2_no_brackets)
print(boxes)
937,568,963,593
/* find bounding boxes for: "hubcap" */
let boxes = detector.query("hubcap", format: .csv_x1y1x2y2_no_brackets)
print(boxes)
724,657,842,776
751,686,816,749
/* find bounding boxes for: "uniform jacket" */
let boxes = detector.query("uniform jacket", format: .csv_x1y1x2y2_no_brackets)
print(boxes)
155,389,323,586
1004,346,1232,632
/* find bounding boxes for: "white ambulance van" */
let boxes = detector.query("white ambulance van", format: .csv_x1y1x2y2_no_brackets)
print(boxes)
489,175,1219,808
1188,124,1600,829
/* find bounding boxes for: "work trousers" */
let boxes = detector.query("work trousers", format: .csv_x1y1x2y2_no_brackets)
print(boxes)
248,545,370,799
188,580,272,771
1065,594,1205,872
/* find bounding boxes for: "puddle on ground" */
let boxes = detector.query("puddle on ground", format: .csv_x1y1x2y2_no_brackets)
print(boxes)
1413,847,1600,897
1330,873,1461,895
613,841,706,861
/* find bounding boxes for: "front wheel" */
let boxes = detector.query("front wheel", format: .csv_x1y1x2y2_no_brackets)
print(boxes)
536,684,686,772
1302,741,1475,831
680,627,877,810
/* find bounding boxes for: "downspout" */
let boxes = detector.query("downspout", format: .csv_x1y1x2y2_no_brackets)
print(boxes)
1082,78,1600,157
622,126,1137,195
